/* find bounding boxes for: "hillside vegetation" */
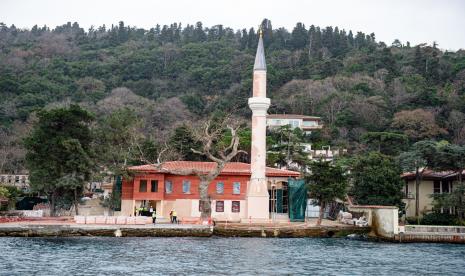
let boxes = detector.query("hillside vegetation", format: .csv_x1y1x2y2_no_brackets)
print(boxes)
1,19,465,172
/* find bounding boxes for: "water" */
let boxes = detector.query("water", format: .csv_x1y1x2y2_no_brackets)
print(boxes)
0,237,464,275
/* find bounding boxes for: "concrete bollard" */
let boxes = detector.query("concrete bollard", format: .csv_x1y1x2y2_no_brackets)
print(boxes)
116,216,126,225
95,216,106,224
85,216,96,224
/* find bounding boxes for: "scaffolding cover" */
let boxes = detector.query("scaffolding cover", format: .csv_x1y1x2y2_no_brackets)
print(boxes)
288,178,307,222
114,176,122,211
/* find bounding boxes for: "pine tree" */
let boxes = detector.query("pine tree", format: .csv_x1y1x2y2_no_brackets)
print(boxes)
118,21,128,43
247,27,256,49
239,29,248,50
290,23,308,50
193,21,206,42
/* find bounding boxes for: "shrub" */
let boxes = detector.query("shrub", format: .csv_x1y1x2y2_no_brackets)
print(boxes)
405,217,419,225
420,213,459,226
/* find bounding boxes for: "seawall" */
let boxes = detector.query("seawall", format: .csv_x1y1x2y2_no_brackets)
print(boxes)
0,224,213,237
392,225,465,244
0,223,370,238
214,223,370,238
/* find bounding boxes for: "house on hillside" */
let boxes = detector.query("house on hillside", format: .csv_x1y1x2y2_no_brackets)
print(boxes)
120,161,300,222
267,114,323,135
0,173,29,192
401,170,464,218
266,114,344,163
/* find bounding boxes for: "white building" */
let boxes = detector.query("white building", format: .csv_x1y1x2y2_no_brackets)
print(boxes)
267,114,323,134
0,174,29,191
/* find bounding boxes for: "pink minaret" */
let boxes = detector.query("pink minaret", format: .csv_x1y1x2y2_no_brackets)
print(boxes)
246,30,270,220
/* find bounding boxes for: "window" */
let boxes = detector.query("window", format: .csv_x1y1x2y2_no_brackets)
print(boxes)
216,182,224,194
165,180,173,194
288,120,299,128
433,181,441,194
216,201,224,212
139,180,147,192
232,201,240,213
15,176,19,183
441,181,449,193
303,120,317,127
405,182,409,197
233,182,241,194
151,180,158,192
182,180,191,194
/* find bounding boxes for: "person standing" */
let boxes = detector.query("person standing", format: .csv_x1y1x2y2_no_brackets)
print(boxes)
169,210,173,223
172,209,177,224
152,210,156,224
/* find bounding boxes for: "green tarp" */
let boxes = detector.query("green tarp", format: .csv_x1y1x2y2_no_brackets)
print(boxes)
276,189,283,213
288,178,307,222
113,176,122,211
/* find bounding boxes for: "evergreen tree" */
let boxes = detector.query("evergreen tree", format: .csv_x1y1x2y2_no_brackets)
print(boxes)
169,125,203,161
193,21,207,42
247,27,257,49
24,105,94,216
351,152,404,207
239,29,248,50
118,21,128,43
290,23,308,50
306,159,348,225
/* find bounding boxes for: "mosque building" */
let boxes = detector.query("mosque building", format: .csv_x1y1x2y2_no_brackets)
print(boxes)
120,31,300,222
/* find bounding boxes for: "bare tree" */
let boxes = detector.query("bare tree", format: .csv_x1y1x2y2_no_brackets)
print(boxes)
447,110,465,145
136,116,245,221
190,119,246,220
392,108,447,140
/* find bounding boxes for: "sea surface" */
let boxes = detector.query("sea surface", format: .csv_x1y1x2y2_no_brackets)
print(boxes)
0,237,464,275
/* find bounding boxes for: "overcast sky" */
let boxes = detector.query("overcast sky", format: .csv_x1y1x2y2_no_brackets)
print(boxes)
1,0,464,50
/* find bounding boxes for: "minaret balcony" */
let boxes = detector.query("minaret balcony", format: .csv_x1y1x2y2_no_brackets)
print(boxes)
248,97,270,115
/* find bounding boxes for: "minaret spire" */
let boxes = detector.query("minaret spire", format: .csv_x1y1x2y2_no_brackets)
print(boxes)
253,28,266,71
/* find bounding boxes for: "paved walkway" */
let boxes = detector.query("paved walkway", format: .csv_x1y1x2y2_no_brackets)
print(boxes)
0,217,353,230
0,221,209,229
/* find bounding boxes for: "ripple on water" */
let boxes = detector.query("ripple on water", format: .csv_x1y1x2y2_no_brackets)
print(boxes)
1,237,465,275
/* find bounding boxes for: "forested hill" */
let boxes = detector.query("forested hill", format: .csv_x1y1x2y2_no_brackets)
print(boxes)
1,19,465,159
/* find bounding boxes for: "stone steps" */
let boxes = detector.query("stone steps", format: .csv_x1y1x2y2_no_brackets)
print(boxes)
78,199,107,216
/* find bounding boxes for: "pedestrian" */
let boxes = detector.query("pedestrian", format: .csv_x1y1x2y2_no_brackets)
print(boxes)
169,210,173,223
172,209,177,224
152,210,156,224
149,205,154,213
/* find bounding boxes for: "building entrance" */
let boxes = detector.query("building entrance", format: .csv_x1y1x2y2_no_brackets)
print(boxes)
269,181,289,219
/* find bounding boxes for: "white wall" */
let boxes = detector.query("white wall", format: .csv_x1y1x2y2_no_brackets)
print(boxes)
348,206,399,238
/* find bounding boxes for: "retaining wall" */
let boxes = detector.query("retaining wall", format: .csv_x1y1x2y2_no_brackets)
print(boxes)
393,224,465,243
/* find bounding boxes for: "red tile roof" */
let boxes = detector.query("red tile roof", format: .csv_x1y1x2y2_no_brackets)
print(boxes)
128,161,300,177
401,169,463,180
